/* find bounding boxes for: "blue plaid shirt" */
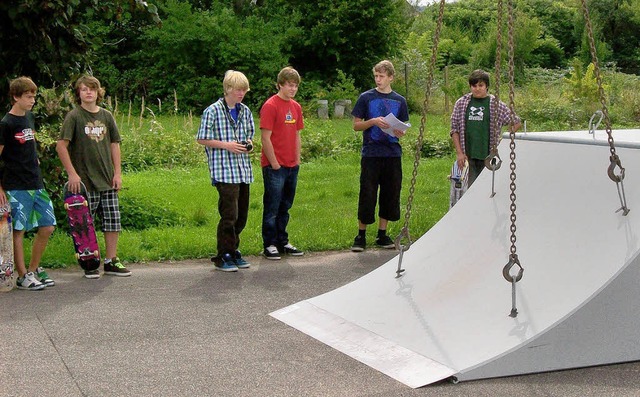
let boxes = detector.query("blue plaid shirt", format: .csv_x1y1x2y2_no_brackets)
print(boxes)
196,98,255,184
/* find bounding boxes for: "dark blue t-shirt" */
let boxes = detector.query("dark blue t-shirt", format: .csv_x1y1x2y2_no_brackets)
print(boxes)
351,89,409,157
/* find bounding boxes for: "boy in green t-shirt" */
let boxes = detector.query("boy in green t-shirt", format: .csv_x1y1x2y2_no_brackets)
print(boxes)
450,69,521,187
56,75,131,279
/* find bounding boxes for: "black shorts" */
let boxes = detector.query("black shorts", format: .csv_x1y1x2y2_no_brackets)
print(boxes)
358,157,402,225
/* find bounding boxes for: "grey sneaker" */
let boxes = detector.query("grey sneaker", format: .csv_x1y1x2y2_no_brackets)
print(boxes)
17,272,45,291
35,267,55,287
104,258,131,277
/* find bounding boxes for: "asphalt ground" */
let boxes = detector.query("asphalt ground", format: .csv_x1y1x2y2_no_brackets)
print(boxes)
2,249,640,397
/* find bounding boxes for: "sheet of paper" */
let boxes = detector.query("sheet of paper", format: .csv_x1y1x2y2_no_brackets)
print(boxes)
381,113,411,136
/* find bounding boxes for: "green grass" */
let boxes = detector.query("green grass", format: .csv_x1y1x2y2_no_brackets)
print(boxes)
36,153,453,267
29,112,455,268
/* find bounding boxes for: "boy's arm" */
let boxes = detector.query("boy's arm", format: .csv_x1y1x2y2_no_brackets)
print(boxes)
295,130,301,165
451,132,467,168
111,142,122,191
56,139,83,194
353,117,389,132
196,138,247,154
260,129,280,170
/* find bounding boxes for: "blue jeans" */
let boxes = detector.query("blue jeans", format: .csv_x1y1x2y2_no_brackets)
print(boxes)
262,165,299,248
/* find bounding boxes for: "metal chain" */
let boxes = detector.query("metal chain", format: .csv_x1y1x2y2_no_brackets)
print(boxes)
580,0,630,215
395,0,446,278
502,0,524,317
485,0,504,197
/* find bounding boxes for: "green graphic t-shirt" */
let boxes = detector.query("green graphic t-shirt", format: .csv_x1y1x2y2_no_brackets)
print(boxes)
60,106,121,192
465,96,491,160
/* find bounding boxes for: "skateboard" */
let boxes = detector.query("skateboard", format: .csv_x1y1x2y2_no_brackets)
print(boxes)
0,203,15,292
64,183,100,271
449,159,469,209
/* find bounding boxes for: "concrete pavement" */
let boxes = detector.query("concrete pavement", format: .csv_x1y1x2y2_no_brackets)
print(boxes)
2,250,640,396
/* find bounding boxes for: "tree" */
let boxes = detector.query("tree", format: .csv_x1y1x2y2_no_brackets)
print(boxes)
0,0,159,108
260,0,409,91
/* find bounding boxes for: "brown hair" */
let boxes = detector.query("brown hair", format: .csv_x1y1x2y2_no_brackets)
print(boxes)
9,76,37,105
276,67,301,88
73,75,106,104
372,60,395,77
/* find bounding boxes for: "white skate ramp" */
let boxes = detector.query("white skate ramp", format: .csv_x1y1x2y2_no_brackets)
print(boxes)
271,130,640,388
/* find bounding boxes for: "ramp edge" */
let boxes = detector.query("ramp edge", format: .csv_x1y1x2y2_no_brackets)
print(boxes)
270,301,456,388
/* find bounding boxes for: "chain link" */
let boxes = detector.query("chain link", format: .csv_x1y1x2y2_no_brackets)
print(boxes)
507,0,518,257
395,0,446,276
580,0,629,214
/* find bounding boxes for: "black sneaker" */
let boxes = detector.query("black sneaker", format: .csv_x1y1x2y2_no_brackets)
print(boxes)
263,245,281,260
104,258,132,277
84,269,101,279
375,235,395,249
351,235,366,252
281,243,304,256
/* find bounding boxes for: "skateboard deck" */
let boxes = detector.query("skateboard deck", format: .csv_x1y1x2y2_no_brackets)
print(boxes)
64,183,100,271
449,159,469,209
0,203,15,292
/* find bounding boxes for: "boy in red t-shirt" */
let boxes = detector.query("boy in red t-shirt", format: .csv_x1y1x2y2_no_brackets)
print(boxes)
260,67,304,260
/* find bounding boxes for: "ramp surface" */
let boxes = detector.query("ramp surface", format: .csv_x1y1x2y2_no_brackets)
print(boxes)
271,129,640,388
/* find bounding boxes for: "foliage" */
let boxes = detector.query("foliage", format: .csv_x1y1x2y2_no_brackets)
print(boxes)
119,194,181,230
563,60,603,103
0,0,160,108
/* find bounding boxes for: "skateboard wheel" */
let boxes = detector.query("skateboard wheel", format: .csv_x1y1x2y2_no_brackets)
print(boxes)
93,250,99,257
83,200,88,207
75,253,80,260
64,203,69,210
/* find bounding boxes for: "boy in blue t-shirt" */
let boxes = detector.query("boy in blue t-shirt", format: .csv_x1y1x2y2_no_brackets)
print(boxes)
350,60,409,252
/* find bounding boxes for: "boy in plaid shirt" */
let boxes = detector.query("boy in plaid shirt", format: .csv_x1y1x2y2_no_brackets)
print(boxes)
196,70,255,272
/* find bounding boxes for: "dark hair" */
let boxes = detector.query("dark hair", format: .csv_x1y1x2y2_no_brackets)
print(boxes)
469,69,490,87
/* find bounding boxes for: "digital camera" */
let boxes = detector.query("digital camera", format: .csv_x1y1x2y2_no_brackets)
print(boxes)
239,140,253,151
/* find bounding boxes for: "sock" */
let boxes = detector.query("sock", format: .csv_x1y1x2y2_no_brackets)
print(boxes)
358,229,366,237
377,229,387,238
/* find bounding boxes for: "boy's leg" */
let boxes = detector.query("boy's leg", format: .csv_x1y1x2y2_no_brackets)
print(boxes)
28,189,57,285
7,191,45,290
376,157,402,248
215,183,240,255
212,183,240,271
275,166,299,248
262,166,286,250
234,183,250,251
12,229,28,277
94,190,130,276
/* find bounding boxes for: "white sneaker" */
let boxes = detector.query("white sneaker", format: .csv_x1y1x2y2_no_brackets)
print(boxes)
263,245,281,260
17,272,45,291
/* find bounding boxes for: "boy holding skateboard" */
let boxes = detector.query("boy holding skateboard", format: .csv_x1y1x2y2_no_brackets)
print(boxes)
57,75,131,279
350,60,409,252
196,70,255,272
0,76,56,290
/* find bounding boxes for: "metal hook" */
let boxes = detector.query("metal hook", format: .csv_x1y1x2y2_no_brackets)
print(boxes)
394,229,412,278
588,110,603,135
502,254,523,283
484,150,502,172
607,155,625,183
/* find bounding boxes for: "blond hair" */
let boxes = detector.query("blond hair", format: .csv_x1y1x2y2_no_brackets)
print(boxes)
372,60,395,77
223,70,250,94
